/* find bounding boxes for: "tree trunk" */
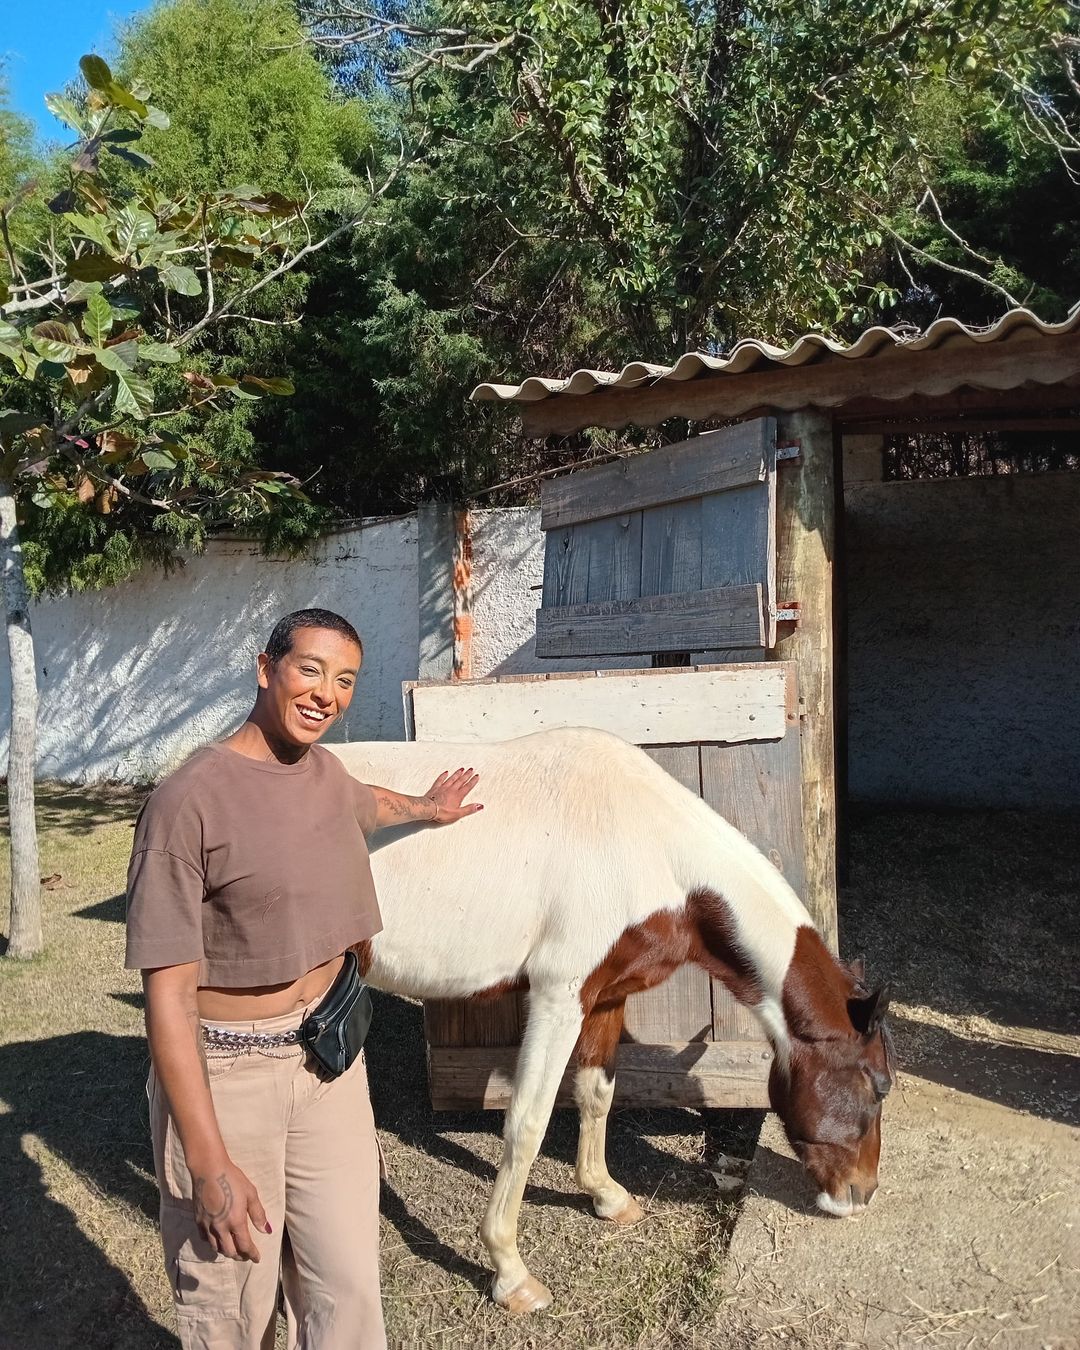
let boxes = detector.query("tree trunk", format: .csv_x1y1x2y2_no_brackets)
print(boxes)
0,478,41,958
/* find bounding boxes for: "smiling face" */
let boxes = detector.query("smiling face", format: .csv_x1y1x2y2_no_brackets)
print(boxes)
254,625,362,751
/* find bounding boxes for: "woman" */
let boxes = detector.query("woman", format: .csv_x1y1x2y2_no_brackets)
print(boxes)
125,608,480,1350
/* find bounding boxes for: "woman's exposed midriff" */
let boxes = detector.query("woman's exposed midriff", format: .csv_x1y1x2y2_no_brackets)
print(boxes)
196,952,345,1022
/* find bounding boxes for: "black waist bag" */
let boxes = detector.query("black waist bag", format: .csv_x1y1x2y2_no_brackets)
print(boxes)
298,950,373,1078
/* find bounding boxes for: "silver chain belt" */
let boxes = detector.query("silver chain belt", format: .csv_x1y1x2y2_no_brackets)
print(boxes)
203,1025,302,1050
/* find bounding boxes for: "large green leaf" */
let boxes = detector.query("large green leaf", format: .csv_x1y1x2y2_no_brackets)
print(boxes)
67,254,126,283
65,212,115,252
238,375,295,397
106,144,155,170
138,342,181,364
143,106,171,131
159,264,202,297
0,410,40,444
30,321,81,364
79,55,113,92
104,82,148,119
141,448,178,471
0,319,21,344
115,206,158,255
111,368,154,419
44,93,85,134
64,280,104,304
95,341,139,372
0,343,37,378
83,293,115,345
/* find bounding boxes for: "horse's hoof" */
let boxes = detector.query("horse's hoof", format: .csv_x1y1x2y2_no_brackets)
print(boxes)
493,1274,553,1315
603,1195,645,1226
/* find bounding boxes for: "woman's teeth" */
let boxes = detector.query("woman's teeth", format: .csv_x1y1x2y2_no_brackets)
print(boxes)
298,706,329,723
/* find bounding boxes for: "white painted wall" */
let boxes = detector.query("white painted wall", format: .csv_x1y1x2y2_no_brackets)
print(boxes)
470,508,646,677
4,480,1076,806
0,518,419,783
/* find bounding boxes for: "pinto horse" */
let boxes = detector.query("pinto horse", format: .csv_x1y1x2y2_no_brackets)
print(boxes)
330,727,894,1314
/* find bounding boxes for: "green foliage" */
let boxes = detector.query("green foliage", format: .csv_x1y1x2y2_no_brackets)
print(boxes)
0,54,317,594
881,79,1080,326
116,0,375,197
0,70,37,198
306,0,1076,349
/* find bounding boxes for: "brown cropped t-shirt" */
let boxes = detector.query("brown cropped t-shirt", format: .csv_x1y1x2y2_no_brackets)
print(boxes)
125,743,382,986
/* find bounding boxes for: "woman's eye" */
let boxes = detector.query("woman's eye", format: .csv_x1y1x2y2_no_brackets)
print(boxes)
301,667,319,676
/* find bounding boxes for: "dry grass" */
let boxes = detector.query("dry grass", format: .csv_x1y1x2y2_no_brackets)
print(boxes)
7,792,1073,1348
0,784,759,1350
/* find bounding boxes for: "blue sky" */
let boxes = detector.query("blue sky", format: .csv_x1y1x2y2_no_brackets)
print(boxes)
2,0,156,142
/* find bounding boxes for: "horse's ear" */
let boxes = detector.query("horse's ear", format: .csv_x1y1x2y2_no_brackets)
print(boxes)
848,955,866,985
848,983,892,1036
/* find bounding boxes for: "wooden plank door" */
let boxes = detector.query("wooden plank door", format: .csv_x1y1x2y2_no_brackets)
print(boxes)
536,419,778,657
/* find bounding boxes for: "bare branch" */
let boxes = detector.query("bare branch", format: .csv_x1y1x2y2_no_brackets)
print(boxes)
872,214,1023,309
915,183,1001,271
175,141,423,349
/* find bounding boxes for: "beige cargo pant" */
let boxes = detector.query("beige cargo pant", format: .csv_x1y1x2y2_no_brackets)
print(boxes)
149,1003,386,1350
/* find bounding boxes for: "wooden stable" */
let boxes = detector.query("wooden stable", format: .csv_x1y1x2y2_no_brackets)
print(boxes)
415,307,1080,1111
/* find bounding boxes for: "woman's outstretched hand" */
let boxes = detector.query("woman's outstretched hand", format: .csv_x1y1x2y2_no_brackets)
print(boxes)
426,767,483,824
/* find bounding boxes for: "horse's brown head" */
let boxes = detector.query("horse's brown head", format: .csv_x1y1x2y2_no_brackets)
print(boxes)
769,940,896,1217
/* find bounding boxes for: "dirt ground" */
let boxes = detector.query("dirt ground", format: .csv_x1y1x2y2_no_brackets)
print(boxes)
715,809,1080,1349
0,793,1077,1349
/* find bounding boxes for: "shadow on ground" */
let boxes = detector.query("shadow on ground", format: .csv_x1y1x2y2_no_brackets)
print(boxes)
889,1012,1078,1126
0,1031,177,1350
365,987,763,1284
1,784,146,839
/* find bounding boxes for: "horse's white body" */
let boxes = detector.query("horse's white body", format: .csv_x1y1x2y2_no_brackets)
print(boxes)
328,728,814,1311
332,728,808,1004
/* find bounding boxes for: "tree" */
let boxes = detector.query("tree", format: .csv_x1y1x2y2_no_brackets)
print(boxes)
301,0,1077,353
0,54,397,957
109,0,402,516
116,0,375,197
880,78,1080,327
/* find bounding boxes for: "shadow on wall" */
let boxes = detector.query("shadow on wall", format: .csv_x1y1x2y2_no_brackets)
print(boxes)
0,523,421,783
845,474,1080,809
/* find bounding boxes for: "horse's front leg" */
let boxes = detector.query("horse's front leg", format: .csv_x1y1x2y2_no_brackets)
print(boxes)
480,988,583,1314
574,999,645,1224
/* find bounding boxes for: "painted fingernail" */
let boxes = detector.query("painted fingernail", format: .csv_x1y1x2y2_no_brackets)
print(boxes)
265,1223,273,1234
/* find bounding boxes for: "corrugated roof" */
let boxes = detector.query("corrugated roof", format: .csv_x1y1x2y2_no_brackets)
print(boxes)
471,306,1080,405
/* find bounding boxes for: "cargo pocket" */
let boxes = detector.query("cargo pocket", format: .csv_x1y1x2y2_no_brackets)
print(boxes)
170,1228,242,1322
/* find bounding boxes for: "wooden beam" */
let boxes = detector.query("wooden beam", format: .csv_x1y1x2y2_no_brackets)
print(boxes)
540,421,771,529
427,1040,773,1111
518,331,1080,436
534,584,765,657
773,410,838,951
838,417,1080,436
835,379,1080,425
406,663,794,746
